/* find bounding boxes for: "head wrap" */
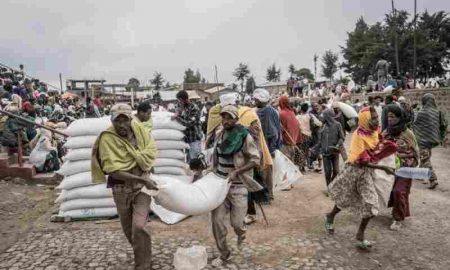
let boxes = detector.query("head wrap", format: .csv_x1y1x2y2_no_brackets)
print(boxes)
253,88,270,103
385,104,406,136
219,93,237,107
347,107,380,163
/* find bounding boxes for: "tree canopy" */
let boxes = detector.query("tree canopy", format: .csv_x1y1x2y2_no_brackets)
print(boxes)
183,68,203,83
150,72,164,90
296,68,314,81
341,10,450,84
233,63,250,91
245,76,256,94
321,50,339,81
266,63,281,82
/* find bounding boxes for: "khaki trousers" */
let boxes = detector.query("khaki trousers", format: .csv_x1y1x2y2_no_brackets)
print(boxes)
113,188,152,270
211,185,248,259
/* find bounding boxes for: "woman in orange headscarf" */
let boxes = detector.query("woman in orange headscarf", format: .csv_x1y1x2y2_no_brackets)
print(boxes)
325,106,398,250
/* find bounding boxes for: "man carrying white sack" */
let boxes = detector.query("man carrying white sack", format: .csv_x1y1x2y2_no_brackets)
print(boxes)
91,103,158,270
210,105,262,267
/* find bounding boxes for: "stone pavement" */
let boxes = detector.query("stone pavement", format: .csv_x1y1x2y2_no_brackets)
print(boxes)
0,228,352,270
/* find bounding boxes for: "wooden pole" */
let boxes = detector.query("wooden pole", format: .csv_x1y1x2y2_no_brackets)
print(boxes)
413,0,417,88
391,0,400,76
0,109,69,137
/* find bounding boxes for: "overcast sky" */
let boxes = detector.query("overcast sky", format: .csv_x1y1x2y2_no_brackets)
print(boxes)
1,0,449,89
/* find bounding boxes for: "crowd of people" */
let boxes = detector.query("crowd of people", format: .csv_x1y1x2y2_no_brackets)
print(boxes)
1,65,449,268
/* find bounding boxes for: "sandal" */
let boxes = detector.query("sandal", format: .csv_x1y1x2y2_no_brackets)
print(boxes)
356,240,373,251
324,216,334,234
211,253,232,267
429,182,438,190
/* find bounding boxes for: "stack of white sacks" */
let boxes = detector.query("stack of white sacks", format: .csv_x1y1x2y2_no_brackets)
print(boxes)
149,111,193,224
55,117,116,219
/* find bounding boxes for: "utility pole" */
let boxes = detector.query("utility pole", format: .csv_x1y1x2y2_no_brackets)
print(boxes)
391,0,400,76
413,0,417,88
313,54,318,81
59,73,63,92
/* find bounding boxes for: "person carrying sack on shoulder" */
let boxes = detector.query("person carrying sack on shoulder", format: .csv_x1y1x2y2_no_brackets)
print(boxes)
91,103,158,270
210,105,262,267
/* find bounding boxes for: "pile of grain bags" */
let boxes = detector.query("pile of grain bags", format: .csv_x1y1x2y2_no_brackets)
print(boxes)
54,117,116,219
150,111,193,224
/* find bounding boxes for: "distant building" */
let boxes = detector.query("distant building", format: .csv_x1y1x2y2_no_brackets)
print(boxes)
256,81,287,96
66,79,106,97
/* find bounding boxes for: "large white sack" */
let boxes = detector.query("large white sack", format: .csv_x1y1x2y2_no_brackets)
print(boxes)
65,117,110,136
152,172,230,216
272,150,303,191
153,166,187,175
156,140,189,150
56,171,93,190
152,119,186,131
154,158,187,168
59,207,117,218
64,136,98,149
157,174,194,184
60,197,115,212
157,150,186,160
65,148,92,161
55,183,112,203
57,160,91,177
337,102,358,119
373,154,396,208
151,200,188,225
152,129,185,141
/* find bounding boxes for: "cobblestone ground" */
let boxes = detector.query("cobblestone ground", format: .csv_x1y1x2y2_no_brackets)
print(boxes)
0,228,353,270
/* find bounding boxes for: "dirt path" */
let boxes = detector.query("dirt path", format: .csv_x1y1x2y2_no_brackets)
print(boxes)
1,146,449,269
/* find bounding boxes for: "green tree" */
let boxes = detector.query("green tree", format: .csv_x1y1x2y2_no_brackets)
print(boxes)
321,50,339,81
296,68,314,81
164,81,171,88
127,77,140,92
150,72,164,90
288,64,296,78
184,68,202,83
232,63,250,91
245,76,256,94
266,63,281,82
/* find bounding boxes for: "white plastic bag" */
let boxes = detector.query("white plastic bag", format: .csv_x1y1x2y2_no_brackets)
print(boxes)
157,174,194,184
57,160,91,177
152,172,230,215
150,200,188,225
65,148,92,161
156,140,190,150
64,135,98,149
60,197,115,212
58,207,117,218
173,245,207,270
29,137,50,168
153,166,187,175
373,155,396,208
154,158,187,168
152,129,185,141
55,183,112,203
272,150,303,191
56,171,93,190
157,150,186,160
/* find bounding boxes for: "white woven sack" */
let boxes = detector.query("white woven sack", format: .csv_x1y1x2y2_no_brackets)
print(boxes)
64,136,98,149
55,183,112,203
57,160,91,177
157,174,194,184
65,148,92,161
65,117,110,136
156,140,189,150
150,200,188,225
152,129,185,141
154,158,187,168
152,119,186,131
58,207,117,218
157,150,185,160
60,197,115,212
56,172,92,190
153,166,187,175
152,172,230,216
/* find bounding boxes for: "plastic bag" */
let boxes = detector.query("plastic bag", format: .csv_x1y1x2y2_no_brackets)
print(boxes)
272,150,303,191
29,137,50,168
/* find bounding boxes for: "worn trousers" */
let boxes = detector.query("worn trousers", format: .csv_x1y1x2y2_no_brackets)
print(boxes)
323,153,340,186
211,185,248,259
419,148,438,183
113,189,152,270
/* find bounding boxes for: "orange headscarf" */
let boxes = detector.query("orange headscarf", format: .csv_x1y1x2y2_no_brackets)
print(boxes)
347,107,380,164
